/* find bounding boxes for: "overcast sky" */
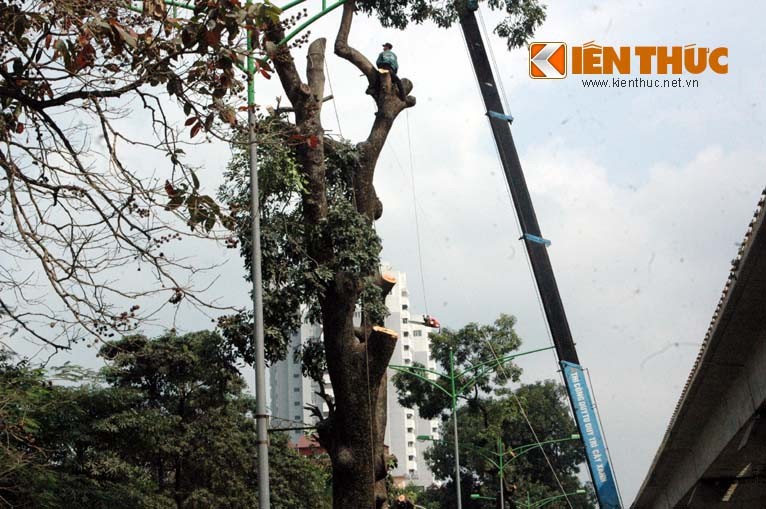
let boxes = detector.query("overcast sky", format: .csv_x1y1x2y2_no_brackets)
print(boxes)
10,0,765,504
302,1,763,502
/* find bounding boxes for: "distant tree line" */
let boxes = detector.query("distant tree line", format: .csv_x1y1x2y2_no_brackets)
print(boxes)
0,330,330,509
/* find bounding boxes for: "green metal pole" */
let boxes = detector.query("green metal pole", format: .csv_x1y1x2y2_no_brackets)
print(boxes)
450,349,463,509
246,2,270,508
498,437,505,509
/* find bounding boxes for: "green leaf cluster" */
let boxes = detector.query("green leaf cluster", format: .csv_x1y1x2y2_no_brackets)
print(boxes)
356,0,546,50
218,122,384,372
392,313,523,420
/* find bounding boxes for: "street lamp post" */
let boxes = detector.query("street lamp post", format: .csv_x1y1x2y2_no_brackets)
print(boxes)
449,349,463,508
123,3,360,508
244,2,270,507
392,346,554,509
466,434,580,509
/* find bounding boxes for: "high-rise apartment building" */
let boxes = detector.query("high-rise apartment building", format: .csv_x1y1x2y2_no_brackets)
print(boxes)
269,265,440,486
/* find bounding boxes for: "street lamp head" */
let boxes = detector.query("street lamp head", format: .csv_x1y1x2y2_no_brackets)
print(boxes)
576,489,586,494
570,433,581,439
416,435,433,442
470,494,482,500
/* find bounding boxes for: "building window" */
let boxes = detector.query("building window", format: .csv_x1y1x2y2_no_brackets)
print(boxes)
294,401,300,406
295,415,301,420
293,373,300,378
406,412,413,419
403,345,410,350
408,441,414,447
402,304,408,310
404,359,411,364
402,317,408,324
403,331,409,337
413,330,422,337
408,455,415,461
402,290,408,297
407,427,413,433
293,387,300,392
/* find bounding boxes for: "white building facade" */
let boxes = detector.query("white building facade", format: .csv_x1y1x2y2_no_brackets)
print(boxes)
269,265,440,487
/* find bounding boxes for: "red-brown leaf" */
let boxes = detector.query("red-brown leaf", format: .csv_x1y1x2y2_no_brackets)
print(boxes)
205,30,221,46
190,122,202,138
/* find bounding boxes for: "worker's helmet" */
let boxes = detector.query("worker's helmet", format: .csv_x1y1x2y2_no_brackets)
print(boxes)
383,42,393,49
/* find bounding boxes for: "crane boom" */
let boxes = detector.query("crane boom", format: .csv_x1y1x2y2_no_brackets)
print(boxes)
458,11,578,364
457,8,621,508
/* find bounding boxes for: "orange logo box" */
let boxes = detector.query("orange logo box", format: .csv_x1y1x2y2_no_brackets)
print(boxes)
530,42,567,79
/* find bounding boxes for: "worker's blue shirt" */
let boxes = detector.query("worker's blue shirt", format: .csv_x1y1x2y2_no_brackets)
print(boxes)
376,50,398,73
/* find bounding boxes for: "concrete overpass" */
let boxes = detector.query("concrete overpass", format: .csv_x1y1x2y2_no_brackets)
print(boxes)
632,190,766,508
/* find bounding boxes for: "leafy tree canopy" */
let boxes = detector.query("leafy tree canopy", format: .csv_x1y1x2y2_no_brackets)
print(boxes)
392,313,524,420
0,331,330,508
424,382,595,509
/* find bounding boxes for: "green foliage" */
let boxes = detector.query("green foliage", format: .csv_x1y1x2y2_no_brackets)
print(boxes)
357,0,546,50
270,433,332,509
392,313,523,420
218,122,384,371
0,332,330,508
423,382,594,508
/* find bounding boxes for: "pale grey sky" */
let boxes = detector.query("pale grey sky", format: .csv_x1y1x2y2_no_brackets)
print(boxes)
8,0,765,504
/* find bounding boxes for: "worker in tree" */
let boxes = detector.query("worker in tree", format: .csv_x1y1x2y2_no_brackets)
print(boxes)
376,42,406,100
423,315,441,329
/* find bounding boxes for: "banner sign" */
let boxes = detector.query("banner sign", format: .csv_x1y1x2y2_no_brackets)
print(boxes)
561,361,621,508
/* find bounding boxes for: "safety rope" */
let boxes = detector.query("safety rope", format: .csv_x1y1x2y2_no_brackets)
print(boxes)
363,334,377,508
484,339,575,509
405,110,430,315
586,367,625,507
477,8,512,118
324,59,344,138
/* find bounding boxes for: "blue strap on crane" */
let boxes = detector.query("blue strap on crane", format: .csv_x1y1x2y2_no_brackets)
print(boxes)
487,110,514,124
521,233,551,247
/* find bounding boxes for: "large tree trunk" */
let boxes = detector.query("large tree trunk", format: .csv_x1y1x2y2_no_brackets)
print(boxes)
266,3,414,505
